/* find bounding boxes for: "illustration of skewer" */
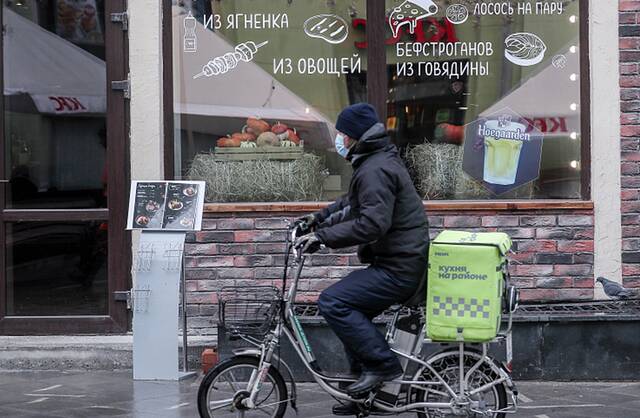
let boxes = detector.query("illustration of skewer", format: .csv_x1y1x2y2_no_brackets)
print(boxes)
193,40,269,79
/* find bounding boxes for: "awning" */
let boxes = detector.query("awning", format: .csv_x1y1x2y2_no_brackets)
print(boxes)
172,6,332,124
3,7,106,115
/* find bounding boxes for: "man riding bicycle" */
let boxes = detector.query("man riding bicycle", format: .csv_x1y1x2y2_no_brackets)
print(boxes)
295,103,430,414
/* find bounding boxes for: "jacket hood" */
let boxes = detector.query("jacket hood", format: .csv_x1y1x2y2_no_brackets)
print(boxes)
348,123,394,165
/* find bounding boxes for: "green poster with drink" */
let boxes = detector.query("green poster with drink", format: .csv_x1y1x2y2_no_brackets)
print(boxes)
462,110,544,195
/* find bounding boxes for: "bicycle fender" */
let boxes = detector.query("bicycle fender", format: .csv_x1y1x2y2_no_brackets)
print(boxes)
232,348,298,413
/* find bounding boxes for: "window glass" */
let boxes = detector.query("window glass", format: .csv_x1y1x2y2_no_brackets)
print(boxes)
386,0,582,199
4,0,108,208
5,221,108,316
172,0,367,202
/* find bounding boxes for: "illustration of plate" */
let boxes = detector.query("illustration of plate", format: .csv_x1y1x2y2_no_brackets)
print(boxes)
183,186,197,197
145,200,159,212
135,215,150,226
180,217,194,227
168,200,184,211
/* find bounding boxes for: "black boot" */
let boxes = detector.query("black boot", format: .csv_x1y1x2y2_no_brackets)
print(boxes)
332,401,360,416
346,367,403,398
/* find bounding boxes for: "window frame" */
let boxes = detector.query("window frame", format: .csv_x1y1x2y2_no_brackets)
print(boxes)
163,0,592,206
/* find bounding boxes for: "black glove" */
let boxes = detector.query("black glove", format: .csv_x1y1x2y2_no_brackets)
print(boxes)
294,233,323,254
295,213,319,233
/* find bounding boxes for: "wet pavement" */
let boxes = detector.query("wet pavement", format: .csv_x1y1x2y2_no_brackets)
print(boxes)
0,370,639,417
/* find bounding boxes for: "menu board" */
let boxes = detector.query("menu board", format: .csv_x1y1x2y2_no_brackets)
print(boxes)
127,181,205,231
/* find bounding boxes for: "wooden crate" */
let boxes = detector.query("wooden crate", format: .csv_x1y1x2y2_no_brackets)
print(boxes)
213,143,304,161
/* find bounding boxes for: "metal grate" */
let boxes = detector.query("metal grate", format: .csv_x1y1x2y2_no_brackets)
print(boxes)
516,299,640,315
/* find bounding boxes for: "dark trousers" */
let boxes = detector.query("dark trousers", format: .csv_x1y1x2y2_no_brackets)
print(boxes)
317,266,419,374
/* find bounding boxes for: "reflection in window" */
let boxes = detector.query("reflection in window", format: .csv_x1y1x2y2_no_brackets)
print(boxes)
6,221,108,316
173,1,367,202
3,0,107,208
386,0,582,200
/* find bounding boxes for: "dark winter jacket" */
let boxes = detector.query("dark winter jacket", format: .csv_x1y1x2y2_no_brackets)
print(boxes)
315,123,430,284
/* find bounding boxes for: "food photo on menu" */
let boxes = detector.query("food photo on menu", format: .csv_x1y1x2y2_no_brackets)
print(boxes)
161,183,200,230
131,182,167,229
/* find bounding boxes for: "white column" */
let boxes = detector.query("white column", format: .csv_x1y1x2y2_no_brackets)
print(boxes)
128,0,165,180
590,0,622,298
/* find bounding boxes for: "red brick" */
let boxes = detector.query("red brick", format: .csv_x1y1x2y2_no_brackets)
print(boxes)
536,277,573,288
509,252,536,264
556,240,594,253
623,214,640,225
622,112,640,124
622,162,640,175
513,278,536,288
622,176,640,188
234,230,286,242
215,268,254,279
621,125,640,137
255,218,290,229
427,216,444,227
553,264,593,276
193,256,235,268
194,231,235,243
255,243,286,254
557,215,593,226
481,216,519,227
620,38,640,50
622,201,640,213
218,243,256,255
499,228,536,239
623,238,640,251
623,277,640,287
233,255,274,267
623,263,640,276
216,218,255,230
573,277,594,288
622,152,640,162
621,1,640,12
621,189,640,200
621,76,640,88
514,264,554,277
622,89,640,101
620,12,639,24
185,243,218,256
519,289,559,302
443,216,482,228
186,292,216,304
623,226,640,238
519,215,556,227
201,219,217,230
516,240,557,252
309,255,350,266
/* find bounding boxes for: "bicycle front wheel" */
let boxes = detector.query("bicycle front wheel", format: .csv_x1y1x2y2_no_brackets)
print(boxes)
197,356,288,418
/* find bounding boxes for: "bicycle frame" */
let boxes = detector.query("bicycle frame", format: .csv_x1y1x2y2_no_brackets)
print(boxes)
233,225,518,415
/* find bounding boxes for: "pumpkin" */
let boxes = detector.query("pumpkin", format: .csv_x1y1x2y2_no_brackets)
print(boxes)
257,131,279,147
280,140,297,147
286,128,300,145
232,132,257,142
216,135,241,147
271,122,289,140
240,141,257,148
246,117,270,135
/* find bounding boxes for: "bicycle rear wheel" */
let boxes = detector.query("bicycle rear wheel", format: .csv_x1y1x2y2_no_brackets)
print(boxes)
411,351,507,418
197,356,288,418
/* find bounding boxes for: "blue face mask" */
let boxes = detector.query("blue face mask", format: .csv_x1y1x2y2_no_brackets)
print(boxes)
335,134,349,158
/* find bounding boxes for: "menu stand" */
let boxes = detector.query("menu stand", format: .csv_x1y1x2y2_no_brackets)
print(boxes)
127,181,204,381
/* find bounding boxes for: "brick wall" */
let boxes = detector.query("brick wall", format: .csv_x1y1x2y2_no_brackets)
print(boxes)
184,210,594,335
620,0,640,289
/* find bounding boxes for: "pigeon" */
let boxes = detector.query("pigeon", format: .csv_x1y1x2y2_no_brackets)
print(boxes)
597,277,637,300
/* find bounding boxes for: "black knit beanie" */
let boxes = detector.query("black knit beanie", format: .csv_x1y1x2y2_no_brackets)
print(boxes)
335,103,380,140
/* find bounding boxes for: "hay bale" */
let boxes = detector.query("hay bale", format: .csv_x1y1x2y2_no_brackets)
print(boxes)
404,142,490,200
187,153,328,202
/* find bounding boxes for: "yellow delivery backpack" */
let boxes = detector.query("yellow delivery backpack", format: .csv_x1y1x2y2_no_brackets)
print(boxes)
427,230,512,342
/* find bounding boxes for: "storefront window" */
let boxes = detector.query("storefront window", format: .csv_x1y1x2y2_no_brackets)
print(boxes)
172,1,585,202
386,0,582,199
4,0,108,208
172,0,367,202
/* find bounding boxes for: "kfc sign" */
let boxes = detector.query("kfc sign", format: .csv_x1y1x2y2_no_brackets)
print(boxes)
524,117,568,134
49,96,88,113
352,17,458,49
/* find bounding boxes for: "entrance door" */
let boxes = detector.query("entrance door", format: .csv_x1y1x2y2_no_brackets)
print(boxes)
0,0,129,334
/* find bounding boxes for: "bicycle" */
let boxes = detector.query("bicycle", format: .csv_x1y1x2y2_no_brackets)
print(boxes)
197,221,520,417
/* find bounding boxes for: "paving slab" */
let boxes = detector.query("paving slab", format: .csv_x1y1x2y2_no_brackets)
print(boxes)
0,371,638,417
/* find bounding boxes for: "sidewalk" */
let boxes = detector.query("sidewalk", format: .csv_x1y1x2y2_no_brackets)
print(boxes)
0,371,638,417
